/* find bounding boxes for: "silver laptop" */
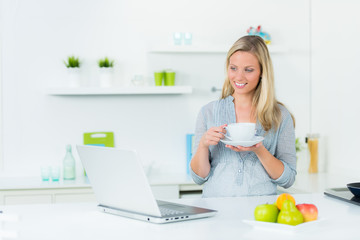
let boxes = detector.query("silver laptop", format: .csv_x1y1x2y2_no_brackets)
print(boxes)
324,188,360,206
76,145,217,224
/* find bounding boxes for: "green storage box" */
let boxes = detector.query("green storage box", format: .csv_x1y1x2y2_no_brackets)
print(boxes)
83,132,114,147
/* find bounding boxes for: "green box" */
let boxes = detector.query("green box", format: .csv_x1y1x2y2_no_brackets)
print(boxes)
83,132,114,147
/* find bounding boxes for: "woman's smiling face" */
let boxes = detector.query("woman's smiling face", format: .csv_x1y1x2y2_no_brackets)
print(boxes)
228,51,261,97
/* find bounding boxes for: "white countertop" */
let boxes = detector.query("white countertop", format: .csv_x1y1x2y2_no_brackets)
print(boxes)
0,171,357,193
1,193,359,240
0,174,197,191
287,171,360,193
0,176,91,190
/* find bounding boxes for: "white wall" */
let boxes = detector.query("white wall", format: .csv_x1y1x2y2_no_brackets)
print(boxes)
0,0,310,177
0,0,3,170
311,0,360,176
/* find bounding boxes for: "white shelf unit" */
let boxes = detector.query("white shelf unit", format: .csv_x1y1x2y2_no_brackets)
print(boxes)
148,45,287,54
47,86,193,96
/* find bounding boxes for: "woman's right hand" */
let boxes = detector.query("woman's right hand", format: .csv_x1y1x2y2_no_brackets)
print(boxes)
200,124,227,148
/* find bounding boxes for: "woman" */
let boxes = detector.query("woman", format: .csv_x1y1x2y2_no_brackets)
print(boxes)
190,35,296,197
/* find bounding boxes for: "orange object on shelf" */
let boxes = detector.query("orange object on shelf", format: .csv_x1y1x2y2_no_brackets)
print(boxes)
307,133,319,173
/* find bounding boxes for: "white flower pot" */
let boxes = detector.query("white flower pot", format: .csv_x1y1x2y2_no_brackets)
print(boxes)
67,67,81,88
99,68,114,88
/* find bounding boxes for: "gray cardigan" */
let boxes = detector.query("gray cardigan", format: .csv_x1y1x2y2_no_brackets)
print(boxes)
190,95,297,197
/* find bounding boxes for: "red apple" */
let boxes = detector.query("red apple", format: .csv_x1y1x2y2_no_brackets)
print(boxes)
296,203,318,222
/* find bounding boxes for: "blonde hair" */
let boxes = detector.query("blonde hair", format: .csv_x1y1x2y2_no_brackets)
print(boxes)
221,35,294,131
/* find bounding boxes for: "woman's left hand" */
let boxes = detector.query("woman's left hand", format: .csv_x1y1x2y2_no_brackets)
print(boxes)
225,142,263,153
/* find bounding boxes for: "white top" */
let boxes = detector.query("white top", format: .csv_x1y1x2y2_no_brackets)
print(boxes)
191,96,297,197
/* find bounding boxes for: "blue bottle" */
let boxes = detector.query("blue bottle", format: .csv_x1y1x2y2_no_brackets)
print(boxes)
63,144,76,180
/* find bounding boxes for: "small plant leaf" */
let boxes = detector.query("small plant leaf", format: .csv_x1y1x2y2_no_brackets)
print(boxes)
64,56,80,68
98,57,114,68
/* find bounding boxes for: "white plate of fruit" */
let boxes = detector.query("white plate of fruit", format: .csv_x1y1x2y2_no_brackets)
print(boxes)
243,193,324,233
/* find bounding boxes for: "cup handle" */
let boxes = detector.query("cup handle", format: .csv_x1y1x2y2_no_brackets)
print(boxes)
222,126,232,140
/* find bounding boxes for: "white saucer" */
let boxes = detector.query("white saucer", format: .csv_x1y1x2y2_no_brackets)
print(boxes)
220,136,264,147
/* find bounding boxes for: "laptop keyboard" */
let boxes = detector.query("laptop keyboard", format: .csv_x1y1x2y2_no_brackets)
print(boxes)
159,206,184,216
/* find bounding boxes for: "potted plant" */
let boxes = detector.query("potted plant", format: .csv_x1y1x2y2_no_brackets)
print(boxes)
295,137,305,170
64,56,81,88
98,57,114,88
64,56,80,68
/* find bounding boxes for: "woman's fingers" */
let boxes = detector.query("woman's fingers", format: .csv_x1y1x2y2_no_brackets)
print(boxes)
205,134,222,144
210,126,226,134
226,145,249,152
204,126,227,145
202,125,229,147
209,131,225,140
225,145,240,151
225,142,262,152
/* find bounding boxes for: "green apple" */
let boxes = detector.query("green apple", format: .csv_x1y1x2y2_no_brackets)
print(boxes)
254,203,279,222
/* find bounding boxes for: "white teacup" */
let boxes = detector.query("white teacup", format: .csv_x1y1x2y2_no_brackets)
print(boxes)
225,123,256,141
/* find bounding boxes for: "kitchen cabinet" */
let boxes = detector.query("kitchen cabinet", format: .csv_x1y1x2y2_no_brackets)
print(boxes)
0,176,203,205
0,177,96,205
0,188,96,205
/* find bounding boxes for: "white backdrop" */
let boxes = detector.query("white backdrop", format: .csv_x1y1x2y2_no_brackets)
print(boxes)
311,0,360,176
1,0,312,177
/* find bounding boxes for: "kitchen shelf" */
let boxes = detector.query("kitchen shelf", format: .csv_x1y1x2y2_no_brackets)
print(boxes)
148,45,287,54
47,86,193,95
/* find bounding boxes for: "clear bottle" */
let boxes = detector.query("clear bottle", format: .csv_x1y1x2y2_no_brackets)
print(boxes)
63,144,76,180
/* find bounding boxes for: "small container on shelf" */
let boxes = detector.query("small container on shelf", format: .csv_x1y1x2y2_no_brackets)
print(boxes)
164,70,176,86
306,133,320,173
63,144,76,180
40,166,50,181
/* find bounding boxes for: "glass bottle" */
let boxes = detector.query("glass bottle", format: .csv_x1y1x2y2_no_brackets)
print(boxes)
63,144,76,180
307,133,320,173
